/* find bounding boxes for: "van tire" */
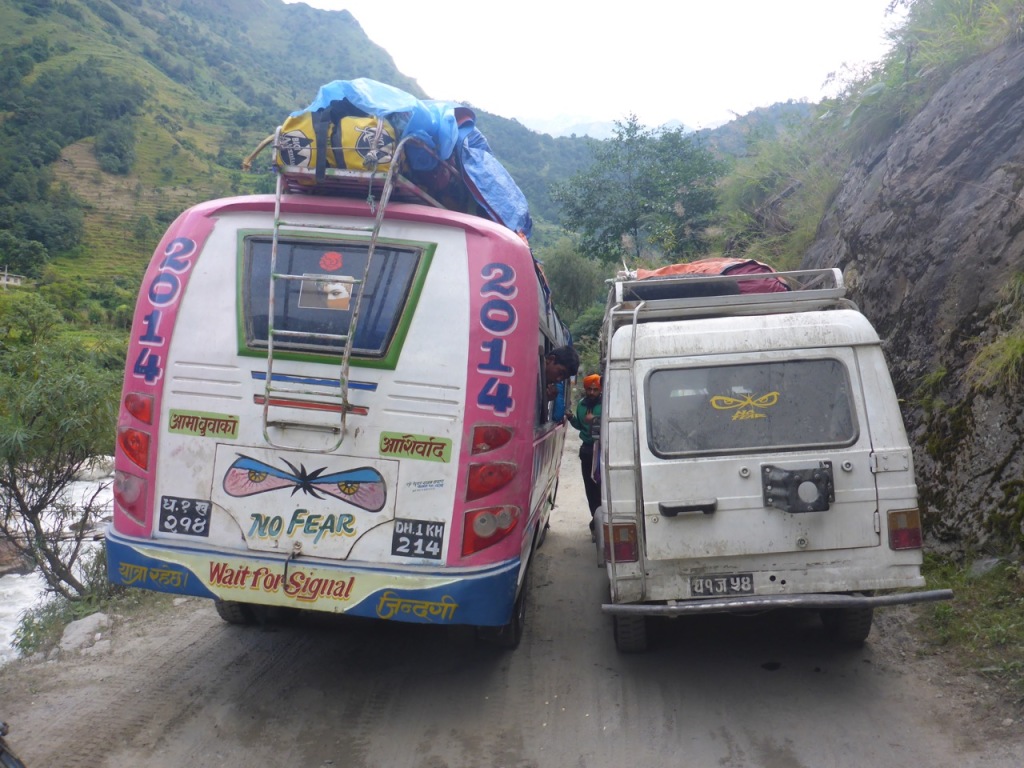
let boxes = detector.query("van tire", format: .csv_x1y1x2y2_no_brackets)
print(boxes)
214,599,256,625
613,615,648,653
820,605,874,645
478,569,529,650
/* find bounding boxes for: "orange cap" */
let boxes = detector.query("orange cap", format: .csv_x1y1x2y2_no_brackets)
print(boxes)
583,374,601,389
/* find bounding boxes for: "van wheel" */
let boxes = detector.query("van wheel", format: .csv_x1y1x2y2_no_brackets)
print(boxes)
214,599,256,625
478,570,529,650
820,605,874,645
613,615,648,653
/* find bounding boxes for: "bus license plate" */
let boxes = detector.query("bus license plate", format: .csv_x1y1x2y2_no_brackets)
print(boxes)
690,573,754,597
391,518,444,560
159,495,212,538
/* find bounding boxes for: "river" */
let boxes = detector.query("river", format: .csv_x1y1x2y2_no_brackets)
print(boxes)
0,475,112,666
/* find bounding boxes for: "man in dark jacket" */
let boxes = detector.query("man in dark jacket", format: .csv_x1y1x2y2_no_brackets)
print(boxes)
568,373,602,533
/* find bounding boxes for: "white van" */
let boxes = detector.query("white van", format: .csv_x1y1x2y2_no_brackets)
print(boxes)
596,265,952,652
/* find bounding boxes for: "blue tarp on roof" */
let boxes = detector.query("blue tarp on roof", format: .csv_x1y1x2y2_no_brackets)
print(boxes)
293,78,532,239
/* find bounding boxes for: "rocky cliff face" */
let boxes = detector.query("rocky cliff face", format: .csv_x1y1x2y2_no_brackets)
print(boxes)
802,42,1024,554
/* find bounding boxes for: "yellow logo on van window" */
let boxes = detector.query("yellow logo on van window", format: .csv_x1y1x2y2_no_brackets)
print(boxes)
710,392,779,421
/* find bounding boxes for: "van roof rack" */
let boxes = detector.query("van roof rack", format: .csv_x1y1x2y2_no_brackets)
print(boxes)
607,267,853,325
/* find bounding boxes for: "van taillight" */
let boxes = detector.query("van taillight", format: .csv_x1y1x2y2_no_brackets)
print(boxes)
603,523,639,563
124,392,154,424
471,425,513,454
462,505,520,555
888,508,923,550
466,461,517,500
113,469,147,525
118,426,151,471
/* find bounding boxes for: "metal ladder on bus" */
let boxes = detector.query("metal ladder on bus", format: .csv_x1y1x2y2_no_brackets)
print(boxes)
600,300,649,601
260,128,415,452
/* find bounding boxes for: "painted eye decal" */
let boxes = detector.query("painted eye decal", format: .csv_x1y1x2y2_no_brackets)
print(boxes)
223,455,386,512
710,392,780,411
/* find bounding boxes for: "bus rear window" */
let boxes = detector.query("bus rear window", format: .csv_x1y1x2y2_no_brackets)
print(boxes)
242,237,421,357
646,359,858,457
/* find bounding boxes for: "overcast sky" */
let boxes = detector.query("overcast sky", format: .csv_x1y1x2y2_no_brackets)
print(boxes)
284,0,906,131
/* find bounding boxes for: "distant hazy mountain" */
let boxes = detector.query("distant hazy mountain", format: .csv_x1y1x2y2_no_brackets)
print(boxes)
518,116,693,139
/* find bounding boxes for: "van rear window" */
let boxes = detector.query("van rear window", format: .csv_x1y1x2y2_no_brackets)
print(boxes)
242,237,421,358
646,359,857,456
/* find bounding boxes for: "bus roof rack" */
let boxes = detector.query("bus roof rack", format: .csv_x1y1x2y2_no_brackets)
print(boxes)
275,161,449,208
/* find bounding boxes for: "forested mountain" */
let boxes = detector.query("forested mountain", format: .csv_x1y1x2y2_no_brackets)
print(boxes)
0,0,598,296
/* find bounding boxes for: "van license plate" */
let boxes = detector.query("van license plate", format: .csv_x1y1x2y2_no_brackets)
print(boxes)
690,574,754,597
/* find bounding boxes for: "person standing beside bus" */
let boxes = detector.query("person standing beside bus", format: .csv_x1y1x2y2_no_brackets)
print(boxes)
568,374,602,533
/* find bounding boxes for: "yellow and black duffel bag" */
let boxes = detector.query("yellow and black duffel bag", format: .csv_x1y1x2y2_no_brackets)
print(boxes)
244,101,398,180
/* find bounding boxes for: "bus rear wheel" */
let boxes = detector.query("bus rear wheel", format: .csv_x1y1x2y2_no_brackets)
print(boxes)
478,570,529,650
214,599,257,625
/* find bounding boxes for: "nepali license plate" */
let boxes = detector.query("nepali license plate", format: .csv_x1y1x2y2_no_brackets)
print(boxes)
391,518,444,560
158,495,212,538
689,573,754,597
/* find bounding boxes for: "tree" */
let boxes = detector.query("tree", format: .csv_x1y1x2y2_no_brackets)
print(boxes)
0,230,49,279
0,339,119,600
552,115,725,264
643,128,727,257
0,290,62,346
534,238,608,325
95,117,137,174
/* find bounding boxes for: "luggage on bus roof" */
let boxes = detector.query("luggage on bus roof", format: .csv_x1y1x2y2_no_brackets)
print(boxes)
245,78,533,240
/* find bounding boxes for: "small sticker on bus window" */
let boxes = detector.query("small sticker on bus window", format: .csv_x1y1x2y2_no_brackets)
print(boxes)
297,273,352,311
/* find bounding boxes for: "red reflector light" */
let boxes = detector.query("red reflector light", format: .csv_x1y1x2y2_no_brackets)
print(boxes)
471,425,514,454
113,469,147,525
603,523,639,563
124,392,154,424
118,426,151,471
888,508,923,550
462,505,520,556
466,461,517,501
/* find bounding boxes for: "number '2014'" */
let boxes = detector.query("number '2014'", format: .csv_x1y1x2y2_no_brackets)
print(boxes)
131,237,197,385
476,263,517,415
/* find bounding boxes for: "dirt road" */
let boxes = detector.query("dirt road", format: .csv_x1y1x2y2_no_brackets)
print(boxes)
1,433,1021,767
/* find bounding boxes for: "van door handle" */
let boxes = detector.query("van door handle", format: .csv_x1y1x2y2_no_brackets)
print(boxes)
659,500,717,517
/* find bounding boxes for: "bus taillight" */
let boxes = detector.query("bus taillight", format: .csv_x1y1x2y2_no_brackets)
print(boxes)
471,425,514,454
462,505,520,555
118,426,151,471
124,392,154,424
466,461,517,500
888,508,923,550
113,469,147,525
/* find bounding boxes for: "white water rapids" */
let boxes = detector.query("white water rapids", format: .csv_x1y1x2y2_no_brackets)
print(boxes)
1,474,113,666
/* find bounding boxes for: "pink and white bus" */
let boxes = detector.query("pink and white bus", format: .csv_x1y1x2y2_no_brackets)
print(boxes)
106,178,570,647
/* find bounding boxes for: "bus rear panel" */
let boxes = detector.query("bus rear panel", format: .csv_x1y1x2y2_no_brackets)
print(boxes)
108,193,567,634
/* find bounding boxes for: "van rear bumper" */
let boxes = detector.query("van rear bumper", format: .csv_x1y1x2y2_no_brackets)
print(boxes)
602,589,953,617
